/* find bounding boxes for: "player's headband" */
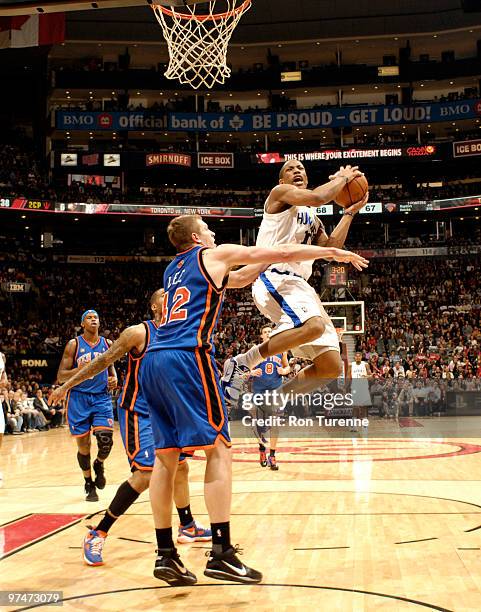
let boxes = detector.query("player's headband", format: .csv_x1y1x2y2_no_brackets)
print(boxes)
81,309,99,323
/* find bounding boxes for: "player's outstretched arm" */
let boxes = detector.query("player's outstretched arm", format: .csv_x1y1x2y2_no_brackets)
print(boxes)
227,262,269,289
50,325,144,404
269,165,362,208
209,243,369,270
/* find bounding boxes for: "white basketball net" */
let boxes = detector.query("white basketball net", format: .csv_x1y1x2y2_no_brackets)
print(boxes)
152,0,251,90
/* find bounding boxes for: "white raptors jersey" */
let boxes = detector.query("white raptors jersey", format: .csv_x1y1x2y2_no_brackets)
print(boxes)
351,361,368,378
256,201,322,280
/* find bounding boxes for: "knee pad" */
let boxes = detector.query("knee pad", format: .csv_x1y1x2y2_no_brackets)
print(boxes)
77,452,91,471
95,429,113,460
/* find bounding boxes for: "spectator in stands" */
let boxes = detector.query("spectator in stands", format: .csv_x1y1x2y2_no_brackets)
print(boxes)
33,389,62,428
396,379,416,417
18,391,46,432
393,361,406,378
1,390,23,434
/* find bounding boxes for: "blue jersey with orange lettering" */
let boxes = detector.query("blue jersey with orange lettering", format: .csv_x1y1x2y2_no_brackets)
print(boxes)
252,354,284,393
118,319,158,417
74,335,110,394
149,245,226,354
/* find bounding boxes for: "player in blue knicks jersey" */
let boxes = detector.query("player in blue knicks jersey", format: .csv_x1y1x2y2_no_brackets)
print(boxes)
51,290,213,567
250,325,290,470
141,214,367,586
57,310,117,502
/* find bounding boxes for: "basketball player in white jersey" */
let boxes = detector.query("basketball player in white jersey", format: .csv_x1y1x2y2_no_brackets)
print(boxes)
348,352,372,432
222,160,369,404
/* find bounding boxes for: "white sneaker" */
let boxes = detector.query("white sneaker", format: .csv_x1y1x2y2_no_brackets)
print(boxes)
221,357,249,402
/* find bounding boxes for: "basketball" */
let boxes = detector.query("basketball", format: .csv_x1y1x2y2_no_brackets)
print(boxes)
335,174,369,208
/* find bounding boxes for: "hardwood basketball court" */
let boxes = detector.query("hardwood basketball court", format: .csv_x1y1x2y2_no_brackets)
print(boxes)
2,420,481,611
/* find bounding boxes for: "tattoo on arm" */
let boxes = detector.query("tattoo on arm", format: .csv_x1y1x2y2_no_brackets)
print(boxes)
62,331,134,390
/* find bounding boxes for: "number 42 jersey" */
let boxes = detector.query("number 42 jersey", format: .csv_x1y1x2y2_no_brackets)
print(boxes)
148,245,227,354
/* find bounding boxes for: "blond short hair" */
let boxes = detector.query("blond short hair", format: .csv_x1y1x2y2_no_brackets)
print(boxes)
167,215,202,251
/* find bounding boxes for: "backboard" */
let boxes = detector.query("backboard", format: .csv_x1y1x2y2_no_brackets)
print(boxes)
321,301,365,335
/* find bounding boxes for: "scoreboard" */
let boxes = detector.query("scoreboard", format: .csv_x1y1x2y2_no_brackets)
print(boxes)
325,264,348,287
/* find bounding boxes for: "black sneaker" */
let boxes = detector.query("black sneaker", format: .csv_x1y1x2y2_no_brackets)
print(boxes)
93,459,106,489
85,481,99,502
153,548,197,586
204,546,262,584
267,455,279,471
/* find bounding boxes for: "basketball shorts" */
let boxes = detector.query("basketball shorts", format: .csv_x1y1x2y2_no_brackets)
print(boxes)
118,408,194,471
140,348,231,452
66,389,114,437
252,269,340,360
351,379,371,407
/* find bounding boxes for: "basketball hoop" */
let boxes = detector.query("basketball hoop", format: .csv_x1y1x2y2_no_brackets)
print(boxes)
151,0,252,89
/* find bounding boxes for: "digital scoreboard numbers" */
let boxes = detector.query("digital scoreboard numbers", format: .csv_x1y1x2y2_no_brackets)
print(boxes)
326,263,348,286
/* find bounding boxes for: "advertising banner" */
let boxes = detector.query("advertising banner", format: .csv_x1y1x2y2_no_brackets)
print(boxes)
198,152,234,168
453,139,481,158
1,195,480,218
56,99,481,132
257,146,437,164
145,153,192,167
1,282,31,293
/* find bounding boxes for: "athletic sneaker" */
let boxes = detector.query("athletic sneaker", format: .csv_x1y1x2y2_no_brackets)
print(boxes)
83,527,106,566
153,548,197,586
177,521,212,544
221,357,249,402
93,459,106,489
85,481,99,502
259,450,267,467
204,545,262,584
267,455,279,471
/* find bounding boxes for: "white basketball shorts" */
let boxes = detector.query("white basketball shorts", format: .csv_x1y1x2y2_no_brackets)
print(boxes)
252,269,340,360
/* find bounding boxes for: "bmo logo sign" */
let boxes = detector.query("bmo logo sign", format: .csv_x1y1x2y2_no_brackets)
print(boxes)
198,153,234,169
97,113,113,128
57,112,115,130
59,113,94,127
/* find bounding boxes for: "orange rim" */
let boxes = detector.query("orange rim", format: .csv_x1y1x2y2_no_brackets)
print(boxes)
153,0,251,22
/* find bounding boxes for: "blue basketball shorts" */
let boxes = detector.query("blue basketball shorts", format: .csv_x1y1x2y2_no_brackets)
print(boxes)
66,389,114,437
141,348,231,452
118,407,155,471
118,407,194,471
